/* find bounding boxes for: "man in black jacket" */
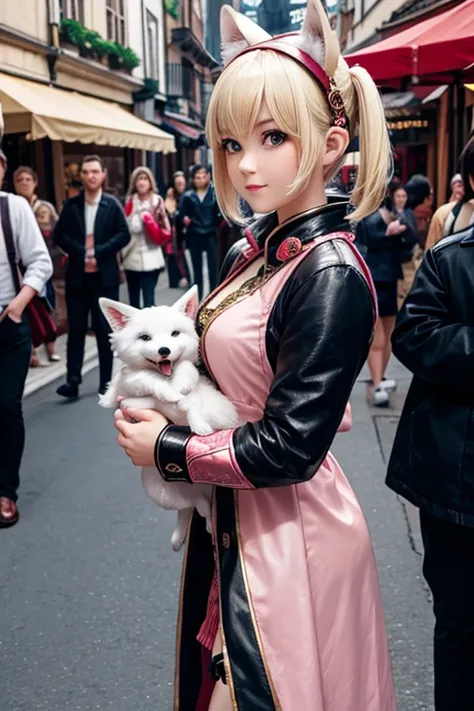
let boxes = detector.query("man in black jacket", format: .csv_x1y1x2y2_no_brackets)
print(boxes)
386,223,474,711
178,164,222,299
54,155,130,399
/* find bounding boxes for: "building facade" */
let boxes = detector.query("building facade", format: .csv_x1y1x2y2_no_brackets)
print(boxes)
237,0,307,34
160,0,218,183
0,0,175,206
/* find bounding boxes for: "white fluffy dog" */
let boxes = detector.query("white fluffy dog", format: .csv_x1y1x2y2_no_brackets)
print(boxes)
99,286,239,551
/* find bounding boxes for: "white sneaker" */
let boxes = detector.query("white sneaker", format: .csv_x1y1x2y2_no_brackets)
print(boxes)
372,385,390,407
379,378,397,392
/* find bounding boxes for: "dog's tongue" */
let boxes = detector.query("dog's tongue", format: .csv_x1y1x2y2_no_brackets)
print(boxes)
158,360,173,377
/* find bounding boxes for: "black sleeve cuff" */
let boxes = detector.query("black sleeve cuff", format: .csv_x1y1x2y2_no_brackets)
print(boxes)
154,425,192,482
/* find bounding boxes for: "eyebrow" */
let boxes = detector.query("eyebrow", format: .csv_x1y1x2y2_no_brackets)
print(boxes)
256,118,276,128
219,118,277,137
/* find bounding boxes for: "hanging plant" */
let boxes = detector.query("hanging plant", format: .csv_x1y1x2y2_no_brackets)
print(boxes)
165,0,179,20
60,19,140,71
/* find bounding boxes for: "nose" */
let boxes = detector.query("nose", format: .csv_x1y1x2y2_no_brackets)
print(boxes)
238,152,256,175
158,347,171,357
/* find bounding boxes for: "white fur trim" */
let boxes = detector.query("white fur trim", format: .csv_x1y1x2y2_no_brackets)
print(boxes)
294,33,325,68
221,39,251,66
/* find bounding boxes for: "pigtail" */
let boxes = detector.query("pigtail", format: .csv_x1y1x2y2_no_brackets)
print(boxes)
347,65,392,223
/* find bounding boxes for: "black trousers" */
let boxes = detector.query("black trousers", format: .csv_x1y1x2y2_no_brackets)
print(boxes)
188,233,218,300
65,275,119,390
420,509,474,711
166,252,191,289
0,314,31,501
125,269,159,308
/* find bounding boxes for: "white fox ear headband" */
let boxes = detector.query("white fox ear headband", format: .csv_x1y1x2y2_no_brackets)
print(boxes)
220,0,348,130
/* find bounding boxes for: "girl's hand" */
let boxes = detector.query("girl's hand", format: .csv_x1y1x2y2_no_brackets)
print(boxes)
114,408,168,467
183,216,191,227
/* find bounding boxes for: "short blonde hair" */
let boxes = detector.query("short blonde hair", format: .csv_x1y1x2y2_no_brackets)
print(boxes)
206,50,391,224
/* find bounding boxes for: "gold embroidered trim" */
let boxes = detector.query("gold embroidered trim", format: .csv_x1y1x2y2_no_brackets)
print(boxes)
198,265,276,334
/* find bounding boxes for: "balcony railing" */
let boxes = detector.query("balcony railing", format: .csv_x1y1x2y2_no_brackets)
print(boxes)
167,62,195,101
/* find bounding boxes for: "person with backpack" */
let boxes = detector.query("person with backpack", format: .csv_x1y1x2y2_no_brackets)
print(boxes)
0,147,52,527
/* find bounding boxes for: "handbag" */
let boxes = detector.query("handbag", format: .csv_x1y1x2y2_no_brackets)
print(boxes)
0,195,57,347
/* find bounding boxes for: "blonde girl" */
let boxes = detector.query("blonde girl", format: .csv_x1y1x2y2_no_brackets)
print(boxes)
114,2,397,710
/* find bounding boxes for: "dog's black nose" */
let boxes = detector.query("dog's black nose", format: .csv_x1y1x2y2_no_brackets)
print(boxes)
158,347,171,357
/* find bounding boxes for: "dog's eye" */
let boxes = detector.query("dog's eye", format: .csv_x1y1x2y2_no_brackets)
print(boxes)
171,330,180,337
138,334,152,341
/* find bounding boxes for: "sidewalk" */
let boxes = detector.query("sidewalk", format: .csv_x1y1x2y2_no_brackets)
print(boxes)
358,357,423,555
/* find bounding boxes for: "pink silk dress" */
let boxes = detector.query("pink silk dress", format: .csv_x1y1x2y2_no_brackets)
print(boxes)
188,236,398,710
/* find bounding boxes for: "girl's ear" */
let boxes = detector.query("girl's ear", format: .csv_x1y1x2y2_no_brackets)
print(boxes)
300,0,340,77
220,5,271,66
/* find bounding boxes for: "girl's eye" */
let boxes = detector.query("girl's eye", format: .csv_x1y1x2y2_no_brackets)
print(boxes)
263,131,287,147
139,334,152,341
221,139,242,154
171,330,180,337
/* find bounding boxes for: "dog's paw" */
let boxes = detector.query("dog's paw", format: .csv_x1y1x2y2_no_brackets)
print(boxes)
98,392,114,408
171,530,185,552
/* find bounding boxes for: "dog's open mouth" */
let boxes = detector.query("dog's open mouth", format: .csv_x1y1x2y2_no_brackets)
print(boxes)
147,358,173,377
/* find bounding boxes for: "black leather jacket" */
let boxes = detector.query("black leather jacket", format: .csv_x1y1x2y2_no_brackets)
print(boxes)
387,226,474,526
156,201,375,488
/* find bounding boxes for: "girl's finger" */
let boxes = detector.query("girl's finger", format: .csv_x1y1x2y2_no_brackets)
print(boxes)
115,419,131,436
118,433,129,448
124,408,154,422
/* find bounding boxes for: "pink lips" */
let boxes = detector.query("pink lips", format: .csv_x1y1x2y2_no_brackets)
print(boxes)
246,184,266,192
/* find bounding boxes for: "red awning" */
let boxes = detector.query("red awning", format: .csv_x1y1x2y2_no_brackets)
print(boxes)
162,116,203,141
345,0,474,85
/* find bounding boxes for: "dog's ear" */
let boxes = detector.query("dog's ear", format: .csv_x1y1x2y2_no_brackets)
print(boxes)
99,298,138,331
173,285,199,320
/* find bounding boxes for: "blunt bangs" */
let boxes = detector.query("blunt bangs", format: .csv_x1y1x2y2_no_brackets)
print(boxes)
206,50,331,224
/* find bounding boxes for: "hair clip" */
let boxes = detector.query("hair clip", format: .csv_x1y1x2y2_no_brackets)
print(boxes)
328,78,349,130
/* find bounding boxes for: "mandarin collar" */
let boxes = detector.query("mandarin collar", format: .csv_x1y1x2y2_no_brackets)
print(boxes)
245,197,351,267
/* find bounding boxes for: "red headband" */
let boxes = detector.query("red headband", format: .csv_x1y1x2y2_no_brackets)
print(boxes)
229,32,348,130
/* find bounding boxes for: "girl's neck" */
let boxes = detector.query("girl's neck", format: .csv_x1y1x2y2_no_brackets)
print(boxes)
277,184,328,225
137,191,151,202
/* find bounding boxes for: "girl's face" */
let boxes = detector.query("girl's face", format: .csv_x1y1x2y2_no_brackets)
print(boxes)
222,107,300,217
393,188,407,212
36,205,52,229
136,173,152,196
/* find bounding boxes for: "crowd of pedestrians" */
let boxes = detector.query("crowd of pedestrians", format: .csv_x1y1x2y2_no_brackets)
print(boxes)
0,99,221,528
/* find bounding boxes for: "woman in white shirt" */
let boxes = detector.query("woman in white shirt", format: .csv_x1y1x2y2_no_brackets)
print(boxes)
122,167,171,308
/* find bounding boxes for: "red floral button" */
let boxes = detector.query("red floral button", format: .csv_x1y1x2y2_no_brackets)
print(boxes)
276,236,303,262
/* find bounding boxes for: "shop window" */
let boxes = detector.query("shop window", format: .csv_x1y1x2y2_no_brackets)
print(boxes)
106,0,126,45
181,59,194,102
146,10,159,81
60,0,84,24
